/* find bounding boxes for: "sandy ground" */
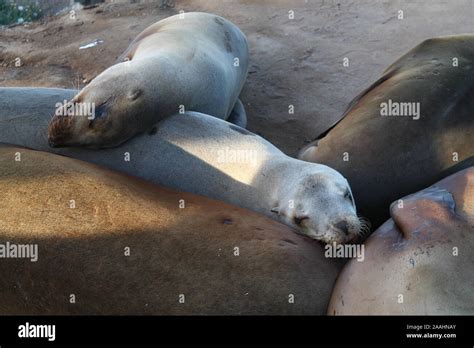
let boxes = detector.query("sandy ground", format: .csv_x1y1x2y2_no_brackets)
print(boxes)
0,0,472,155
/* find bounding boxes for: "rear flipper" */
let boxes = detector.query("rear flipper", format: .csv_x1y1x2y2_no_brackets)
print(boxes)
227,98,247,128
297,141,319,161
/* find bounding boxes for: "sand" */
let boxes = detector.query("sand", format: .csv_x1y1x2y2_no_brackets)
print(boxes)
0,0,472,155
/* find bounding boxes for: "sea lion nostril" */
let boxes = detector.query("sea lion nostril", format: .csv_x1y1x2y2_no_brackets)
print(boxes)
335,220,349,235
294,216,309,225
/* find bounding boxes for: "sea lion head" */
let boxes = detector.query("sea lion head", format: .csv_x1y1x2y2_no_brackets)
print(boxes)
272,164,363,244
48,64,147,149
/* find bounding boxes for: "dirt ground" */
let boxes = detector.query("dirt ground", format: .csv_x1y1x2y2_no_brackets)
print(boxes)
0,0,472,155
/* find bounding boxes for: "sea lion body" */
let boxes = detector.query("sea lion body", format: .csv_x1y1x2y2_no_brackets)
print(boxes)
298,35,474,228
0,87,361,244
48,12,249,148
328,167,474,315
0,145,342,315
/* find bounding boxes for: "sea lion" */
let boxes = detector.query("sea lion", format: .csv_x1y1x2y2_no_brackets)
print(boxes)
327,167,474,315
0,87,362,244
0,145,342,315
48,12,249,148
298,35,474,228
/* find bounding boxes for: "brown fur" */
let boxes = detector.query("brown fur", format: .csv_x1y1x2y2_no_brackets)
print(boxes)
298,35,474,229
0,145,342,315
328,167,474,315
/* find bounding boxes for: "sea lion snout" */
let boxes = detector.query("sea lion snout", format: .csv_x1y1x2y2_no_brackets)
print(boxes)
328,216,361,244
48,114,73,148
48,129,67,148
334,220,349,235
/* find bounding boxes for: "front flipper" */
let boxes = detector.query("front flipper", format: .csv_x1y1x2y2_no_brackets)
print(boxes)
297,141,319,161
389,186,456,241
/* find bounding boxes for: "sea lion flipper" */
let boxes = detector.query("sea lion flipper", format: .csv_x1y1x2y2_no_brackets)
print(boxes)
116,43,138,63
116,22,165,63
297,141,319,161
306,67,400,148
389,186,456,239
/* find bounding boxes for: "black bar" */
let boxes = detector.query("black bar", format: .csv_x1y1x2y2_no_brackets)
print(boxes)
0,316,472,345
